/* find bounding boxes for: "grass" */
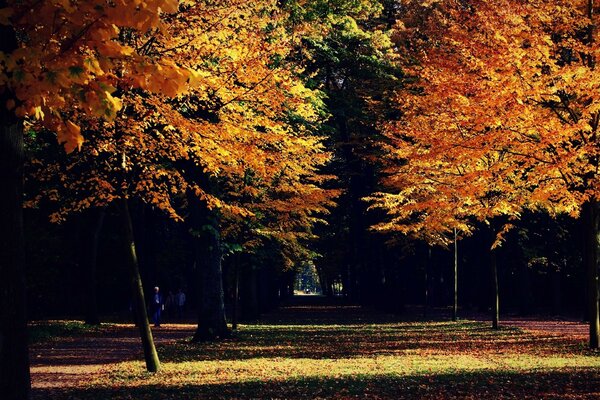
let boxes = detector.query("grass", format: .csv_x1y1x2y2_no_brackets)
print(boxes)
30,305,600,399
28,320,111,344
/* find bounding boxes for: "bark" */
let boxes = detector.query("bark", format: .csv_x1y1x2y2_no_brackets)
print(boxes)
231,254,240,331
452,228,458,322
551,267,562,316
241,266,260,321
192,207,230,341
82,208,106,325
582,200,600,349
0,5,31,397
490,246,500,330
119,198,160,372
424,246,431,319
0,116,30,400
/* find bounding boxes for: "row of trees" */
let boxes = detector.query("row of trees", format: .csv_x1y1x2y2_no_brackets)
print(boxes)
1,0,344,398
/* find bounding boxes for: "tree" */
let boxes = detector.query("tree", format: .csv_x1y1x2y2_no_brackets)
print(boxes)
281,0,403,302
1,0,192,394
372,0,600,346
25,0,335,342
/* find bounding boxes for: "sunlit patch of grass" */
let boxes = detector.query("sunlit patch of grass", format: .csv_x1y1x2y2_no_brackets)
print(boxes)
98,352,599,390
31,312,600,399
92,319,599,392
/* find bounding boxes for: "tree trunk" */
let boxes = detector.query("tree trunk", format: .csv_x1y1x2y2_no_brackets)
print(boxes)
452,228,458,322
490,246,500,330
0,116,30,400
582,200,600,349
424,246,431,318
0,7,31,396
119,198,160,372
551,267,562,316
241,266,260,321
232,254,240,331
82,208,106,325
192,207,229,341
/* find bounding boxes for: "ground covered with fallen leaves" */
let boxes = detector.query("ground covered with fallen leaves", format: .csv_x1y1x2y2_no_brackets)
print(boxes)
30,297,600,399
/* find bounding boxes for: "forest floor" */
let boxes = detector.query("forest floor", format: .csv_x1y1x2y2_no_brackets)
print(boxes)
30,296,600,399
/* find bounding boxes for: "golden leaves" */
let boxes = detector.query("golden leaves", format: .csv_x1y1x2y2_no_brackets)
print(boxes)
57,120,84,154
371,0,600,246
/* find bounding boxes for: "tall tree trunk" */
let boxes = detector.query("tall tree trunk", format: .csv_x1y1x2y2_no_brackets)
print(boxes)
241,266,260,321
490,246,500,330
551,266,562,316
0,115,30,400
192,207,229,341
0,6,31,397
82,208,106,325
424,246,430,319
119,198,160,372
452,228,458,322
582,200,600,349
232,254,240,331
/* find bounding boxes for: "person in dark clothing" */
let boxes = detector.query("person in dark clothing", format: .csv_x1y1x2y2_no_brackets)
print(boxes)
151,286,163,327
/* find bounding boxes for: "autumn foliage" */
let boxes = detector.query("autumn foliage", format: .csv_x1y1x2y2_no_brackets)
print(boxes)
369,0,600,345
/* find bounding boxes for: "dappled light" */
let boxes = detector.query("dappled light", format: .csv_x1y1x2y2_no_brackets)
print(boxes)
30,299,600,399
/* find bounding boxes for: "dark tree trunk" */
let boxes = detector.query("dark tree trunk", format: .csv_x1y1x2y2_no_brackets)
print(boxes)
0,7,31,397
232,254,240,331
192,207,229,341
0,115,30,400
82,208,106,325
452,229,458,322
119,198,160,371
490,246,500,330
551,267,562,316
424,246,431,319
241,266,260,321
582,200,600,349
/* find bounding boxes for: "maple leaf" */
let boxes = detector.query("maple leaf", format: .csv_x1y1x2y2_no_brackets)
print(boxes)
57,120,84,154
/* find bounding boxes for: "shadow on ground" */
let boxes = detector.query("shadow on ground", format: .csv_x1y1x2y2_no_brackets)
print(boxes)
33,368,600,399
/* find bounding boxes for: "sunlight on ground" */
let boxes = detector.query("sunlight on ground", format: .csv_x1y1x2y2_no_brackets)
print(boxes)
92,321,598,389
30,315,600,399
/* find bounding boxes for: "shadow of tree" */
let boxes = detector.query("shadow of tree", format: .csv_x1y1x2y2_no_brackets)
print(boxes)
32,368,600,399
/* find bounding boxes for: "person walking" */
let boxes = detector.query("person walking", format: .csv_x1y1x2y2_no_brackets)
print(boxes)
175,288,186,319
151,286,163,327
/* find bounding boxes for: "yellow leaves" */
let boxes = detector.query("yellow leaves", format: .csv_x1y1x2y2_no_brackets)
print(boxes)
373,0,600,246
33,106,45,120
187,68,210,88
141,63,190,97
57,120,84,154
104,91,122,118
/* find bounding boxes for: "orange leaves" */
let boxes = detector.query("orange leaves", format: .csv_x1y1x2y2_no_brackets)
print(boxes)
23,0,335,261
370,0,600,246
141,62,190,98
1,0,190,151
160,0,180,14
57,121,84,154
